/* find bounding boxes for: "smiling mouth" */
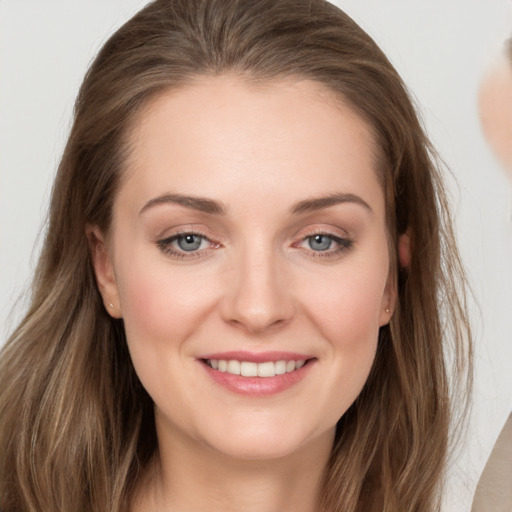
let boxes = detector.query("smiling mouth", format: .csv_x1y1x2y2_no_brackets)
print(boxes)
203,358,312,378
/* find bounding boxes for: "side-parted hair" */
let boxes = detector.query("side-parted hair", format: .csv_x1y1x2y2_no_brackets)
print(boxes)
0,1,472,511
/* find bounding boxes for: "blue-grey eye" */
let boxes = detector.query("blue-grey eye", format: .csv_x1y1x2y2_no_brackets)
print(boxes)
176,234,203,251
308,234,333,251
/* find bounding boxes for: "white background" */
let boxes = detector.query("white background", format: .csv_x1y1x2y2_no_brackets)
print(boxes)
1,1,512,510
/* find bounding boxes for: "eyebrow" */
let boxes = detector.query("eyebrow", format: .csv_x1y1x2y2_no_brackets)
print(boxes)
139,191,372,217
290,193,373,215
139,193,227,216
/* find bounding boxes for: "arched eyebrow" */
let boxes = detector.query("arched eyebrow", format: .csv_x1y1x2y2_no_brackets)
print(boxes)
290,193,373,215
139,193,227,216
139,192,372,216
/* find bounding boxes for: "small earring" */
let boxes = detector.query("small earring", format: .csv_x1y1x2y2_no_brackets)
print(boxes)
109,303,114,309
385,308,390,313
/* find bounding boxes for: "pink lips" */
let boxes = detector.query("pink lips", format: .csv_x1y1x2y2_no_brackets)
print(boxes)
198,351,315,396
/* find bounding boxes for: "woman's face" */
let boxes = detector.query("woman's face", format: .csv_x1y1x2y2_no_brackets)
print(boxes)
93,76,395,461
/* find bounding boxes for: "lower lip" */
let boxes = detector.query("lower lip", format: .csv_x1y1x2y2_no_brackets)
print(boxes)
200,360,314,396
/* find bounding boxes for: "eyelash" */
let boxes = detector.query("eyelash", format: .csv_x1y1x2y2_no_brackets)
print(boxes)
157,232,219,260
156,230,353,260
293,232,353,258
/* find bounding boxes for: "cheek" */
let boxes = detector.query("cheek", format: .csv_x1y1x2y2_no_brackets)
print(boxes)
113,256,222,414
300,260,388,345
115,254,219,351
295,254,388,406
293,273,383,430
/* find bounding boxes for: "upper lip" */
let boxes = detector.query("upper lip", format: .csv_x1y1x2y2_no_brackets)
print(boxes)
199,350,314,363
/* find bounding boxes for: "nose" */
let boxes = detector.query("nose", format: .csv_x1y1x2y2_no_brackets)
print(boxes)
220,244,295,335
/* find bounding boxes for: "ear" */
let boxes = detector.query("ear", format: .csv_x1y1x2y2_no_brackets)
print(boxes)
378,269,397,327
86,225,122,318
379,229,412,326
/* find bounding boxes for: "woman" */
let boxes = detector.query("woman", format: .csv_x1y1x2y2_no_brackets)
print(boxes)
0,1,472,511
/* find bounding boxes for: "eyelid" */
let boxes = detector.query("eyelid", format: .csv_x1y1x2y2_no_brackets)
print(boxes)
291,225,351,244
154,222,214,240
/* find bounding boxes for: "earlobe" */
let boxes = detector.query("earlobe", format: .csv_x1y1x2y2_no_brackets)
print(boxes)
379,229,412,326
379,275,397,327
86,225,122,318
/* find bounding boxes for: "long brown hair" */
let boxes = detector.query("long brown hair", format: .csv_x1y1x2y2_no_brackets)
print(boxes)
0,1,472,510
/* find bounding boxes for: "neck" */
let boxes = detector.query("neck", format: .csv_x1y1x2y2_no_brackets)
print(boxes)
133,416,334,512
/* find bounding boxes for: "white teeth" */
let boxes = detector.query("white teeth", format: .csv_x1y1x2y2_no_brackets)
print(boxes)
207,358,308,377
240,361,258,377
227,360,241,375
275,360,287,375
257,361,275,378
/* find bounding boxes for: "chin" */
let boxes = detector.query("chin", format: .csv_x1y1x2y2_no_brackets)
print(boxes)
198,420,333,462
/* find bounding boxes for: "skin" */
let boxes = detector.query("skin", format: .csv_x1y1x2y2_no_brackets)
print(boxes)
90,76,397,512
478,51,512,175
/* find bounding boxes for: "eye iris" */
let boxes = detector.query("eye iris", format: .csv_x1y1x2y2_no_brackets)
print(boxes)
308,234,332,251
177,234,202,251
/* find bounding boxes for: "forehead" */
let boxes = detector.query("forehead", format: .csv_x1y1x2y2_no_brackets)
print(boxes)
119,75,384,216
